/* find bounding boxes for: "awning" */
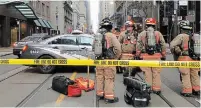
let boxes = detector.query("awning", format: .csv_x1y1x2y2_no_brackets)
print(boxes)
33,20,41,27
47,21,53,28
0,1,38,19
38,19,48,28
42,20,51,28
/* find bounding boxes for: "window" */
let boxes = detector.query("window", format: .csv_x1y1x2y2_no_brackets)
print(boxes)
47,6,49,17
79,36,93,46
62,36,77,45
42,3,45,16
48,38,62,44
37,1,40,12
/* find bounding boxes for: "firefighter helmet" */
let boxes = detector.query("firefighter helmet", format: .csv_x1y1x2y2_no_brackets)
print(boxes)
145,18,156,25
178,20,192,30
125,21,135,27
99,17,113,29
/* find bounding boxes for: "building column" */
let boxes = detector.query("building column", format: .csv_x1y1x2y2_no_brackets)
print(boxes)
2,16,11,47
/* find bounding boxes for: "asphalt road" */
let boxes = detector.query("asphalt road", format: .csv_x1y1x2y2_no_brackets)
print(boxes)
0,54,200,107
0,54,22,76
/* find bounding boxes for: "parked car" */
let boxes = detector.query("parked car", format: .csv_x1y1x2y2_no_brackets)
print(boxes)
20,32,95,74
13,35,52,58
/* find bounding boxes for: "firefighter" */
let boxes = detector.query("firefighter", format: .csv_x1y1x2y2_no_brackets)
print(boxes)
118,21,138,77
96,18,121,103
136,18,166,94
170,20,200,97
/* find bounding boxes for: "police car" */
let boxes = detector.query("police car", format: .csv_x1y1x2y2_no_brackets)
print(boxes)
20,30,95,74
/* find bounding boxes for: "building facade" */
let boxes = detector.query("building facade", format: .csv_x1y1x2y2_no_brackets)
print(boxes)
28,0,53,35
79,1,87,33
0,1,52,47
99,1,115,23
50,1,73,34
72,1,80,30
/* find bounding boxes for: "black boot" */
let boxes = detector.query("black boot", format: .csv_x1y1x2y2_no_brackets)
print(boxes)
153,91,161,95
123,67,129,77
104,97,119,103
193,90,200,96
180,92,193,97
97,95,104,100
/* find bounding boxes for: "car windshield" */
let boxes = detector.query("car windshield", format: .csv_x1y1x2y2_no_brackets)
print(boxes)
21,36,41,42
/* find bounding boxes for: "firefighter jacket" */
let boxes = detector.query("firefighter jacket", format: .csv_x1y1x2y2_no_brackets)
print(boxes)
118,30,137,54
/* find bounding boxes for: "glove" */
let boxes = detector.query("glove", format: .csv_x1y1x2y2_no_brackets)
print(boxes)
134,56,141,60
174,46,182,55
161,57,166,60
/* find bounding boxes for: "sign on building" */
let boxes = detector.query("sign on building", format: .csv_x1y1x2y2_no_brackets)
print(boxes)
162,17,168,26
179,1,188,6
186,15,195,22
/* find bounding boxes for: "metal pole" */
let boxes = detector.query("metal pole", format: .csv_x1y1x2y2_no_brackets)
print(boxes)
173,1,178,37
18,20,20,41
125,1,127,21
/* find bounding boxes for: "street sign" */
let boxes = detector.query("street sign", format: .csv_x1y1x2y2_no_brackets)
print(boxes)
162,17,168,26
186,15,195,22
179,1,188,6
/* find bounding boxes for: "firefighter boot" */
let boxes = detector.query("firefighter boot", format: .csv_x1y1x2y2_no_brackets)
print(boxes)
104,97,119,103
123,67,129,77
153,91,161,95
97,95,104,100
193,90,200,96
180,92,193,97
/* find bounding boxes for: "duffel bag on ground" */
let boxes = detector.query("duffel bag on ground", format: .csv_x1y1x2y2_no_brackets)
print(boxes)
123,77,150,91
124,86,151,107
68,84,82,97
52,76,75,95
75,77,94,91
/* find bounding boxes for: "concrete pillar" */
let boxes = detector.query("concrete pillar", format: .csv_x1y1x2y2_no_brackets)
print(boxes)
2,16,10,47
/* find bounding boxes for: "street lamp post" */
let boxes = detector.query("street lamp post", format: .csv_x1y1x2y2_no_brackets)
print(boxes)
17,20,20,41
56,6,58,35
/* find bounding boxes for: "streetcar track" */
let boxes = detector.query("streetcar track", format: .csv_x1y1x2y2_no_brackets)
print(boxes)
16,73,55,107
0,66,24,76
136,73,175,107
0,67,30,83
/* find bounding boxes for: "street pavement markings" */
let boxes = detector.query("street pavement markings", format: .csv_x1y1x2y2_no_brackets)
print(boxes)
55,72,77,106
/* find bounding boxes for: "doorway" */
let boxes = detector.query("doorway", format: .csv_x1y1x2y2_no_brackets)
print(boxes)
10,18,19,46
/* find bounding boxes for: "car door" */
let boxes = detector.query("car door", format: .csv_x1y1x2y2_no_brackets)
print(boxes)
60,36,79,52
78,36,94,51
78,36,94,57
47,37,63,50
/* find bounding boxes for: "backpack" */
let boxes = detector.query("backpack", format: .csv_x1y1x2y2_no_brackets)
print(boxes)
124,77,151,107
142,27,161,55
94,32,115,59
188,33,200,60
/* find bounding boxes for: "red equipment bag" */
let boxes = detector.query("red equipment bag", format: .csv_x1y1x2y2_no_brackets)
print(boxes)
68,84,82,97
75,77,95,91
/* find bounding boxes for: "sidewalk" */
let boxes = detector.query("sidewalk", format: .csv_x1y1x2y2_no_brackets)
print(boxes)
0,47,13,56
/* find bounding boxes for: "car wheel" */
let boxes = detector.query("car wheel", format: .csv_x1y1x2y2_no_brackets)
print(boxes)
37,55,56,74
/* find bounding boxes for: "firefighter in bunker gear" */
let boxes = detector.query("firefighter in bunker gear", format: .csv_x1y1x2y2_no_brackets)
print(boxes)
118,21,139,77
136,18,166,94
96,18,121,103
170,20,200,97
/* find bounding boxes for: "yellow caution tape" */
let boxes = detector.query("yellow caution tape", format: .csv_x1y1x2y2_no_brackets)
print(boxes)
0,59,200,68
